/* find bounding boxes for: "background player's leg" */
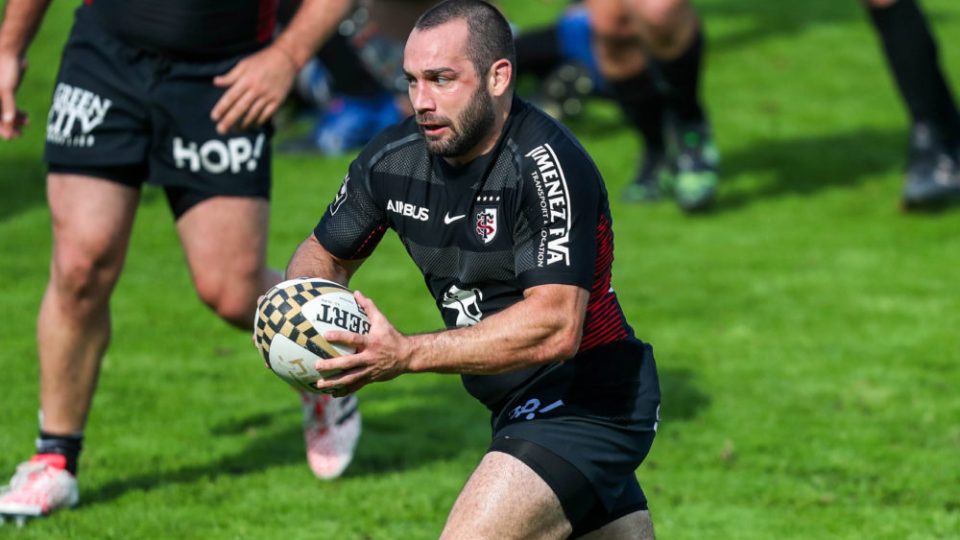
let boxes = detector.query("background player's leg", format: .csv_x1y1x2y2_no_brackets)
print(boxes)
863,0,960,207
631,0,702,122
586,0,717,211
174,195,358,481
630,0,717,212
864,0,960,140
440,451,572,539
39,174,140,442
174,195,281,329
585,0,670,204
0,174,141,521
610,55,670,204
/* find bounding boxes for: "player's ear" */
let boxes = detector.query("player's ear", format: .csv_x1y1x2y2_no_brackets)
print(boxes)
488,58,512,97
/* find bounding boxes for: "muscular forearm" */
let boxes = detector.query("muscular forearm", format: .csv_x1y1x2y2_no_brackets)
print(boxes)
406,285,589,375
272,0,353,69
0,0,51,57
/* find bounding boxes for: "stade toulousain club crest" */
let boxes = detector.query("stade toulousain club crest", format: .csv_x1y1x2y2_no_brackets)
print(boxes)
475,206,498,244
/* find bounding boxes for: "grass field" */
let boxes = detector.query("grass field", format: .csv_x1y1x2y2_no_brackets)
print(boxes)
2,0,960,538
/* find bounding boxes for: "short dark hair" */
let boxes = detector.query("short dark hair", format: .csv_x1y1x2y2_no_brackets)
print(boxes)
414,0,516,87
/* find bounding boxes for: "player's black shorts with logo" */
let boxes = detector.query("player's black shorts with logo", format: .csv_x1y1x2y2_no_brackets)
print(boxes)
488,338,660,537
44,6,272,217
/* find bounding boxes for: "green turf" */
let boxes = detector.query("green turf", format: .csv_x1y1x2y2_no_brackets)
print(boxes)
2,0,959,538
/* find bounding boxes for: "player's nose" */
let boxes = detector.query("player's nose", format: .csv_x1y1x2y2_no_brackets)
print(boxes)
410,84,435,113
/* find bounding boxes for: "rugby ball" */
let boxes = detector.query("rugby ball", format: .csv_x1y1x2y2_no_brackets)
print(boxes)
254,278,369,393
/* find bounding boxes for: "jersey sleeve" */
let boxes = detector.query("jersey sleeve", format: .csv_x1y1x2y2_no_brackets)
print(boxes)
313,156,388,260
512,140,601,290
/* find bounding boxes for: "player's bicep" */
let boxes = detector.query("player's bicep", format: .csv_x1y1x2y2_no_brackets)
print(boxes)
515,283,590,358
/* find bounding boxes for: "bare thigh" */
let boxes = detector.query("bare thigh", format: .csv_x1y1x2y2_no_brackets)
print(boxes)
46,174,140,300
441,451,572,540
578,510,654,540
175,195,274,325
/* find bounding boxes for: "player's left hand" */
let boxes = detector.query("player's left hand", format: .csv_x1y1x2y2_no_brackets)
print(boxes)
315,290,411,397
0,53,29,140
210,45,298,135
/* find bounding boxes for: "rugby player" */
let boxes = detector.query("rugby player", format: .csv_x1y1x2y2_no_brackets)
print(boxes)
286,1,661,537
0,0,359,521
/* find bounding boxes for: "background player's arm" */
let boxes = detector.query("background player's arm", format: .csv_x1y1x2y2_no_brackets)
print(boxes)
286,233,366,289
318,283,589,395
210,0,353,134
0,0,51,139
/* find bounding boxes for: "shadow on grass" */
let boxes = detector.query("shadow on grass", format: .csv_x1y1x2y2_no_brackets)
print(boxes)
659,367,710,423
700,1,954,53
0,158,47,222
82,368,707,507
80,377,483,508
715,127,906,212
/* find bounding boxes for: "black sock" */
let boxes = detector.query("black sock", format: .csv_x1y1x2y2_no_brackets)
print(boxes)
657,27,706,125
37,431,83,475
609,68,667,157
869,0,960,143
515,26,564,80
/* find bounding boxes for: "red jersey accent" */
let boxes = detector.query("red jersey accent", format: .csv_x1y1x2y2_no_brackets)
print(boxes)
350,224,387,260
256,0,278,44
579,213,629,352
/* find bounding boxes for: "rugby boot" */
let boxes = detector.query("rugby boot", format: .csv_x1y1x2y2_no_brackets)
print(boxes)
0,454,78,527
301,392,361,480
622,151,672,203
672,122,720,212
901,123,960,209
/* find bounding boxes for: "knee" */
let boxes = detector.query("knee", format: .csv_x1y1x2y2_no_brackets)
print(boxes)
193,269,262,328
50,244,121,308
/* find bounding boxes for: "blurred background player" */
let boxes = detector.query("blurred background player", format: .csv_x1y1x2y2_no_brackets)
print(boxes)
0,0,359,522
864,0,960,209
276,0,435,154
518,0,718,212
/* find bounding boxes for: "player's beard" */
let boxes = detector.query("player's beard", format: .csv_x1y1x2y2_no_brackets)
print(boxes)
420,84,495,158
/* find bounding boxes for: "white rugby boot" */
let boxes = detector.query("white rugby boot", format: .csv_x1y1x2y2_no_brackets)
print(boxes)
0,455,78,526
300,392,361,479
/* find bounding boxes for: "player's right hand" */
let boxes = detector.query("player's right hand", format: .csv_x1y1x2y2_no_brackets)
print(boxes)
0,52,29,140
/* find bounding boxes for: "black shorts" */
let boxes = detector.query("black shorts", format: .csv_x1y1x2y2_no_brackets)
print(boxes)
44,6,272,217
487,339,661,537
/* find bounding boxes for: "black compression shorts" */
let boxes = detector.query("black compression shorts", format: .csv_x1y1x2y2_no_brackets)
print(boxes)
44,6,272,218
487,338,660,537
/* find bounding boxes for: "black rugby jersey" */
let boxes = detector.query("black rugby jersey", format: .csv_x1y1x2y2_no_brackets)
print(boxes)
315,97,635,408
84,0,278,59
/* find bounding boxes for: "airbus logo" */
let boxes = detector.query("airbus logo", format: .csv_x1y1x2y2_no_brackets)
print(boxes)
387,199,430,221
443,212,467,225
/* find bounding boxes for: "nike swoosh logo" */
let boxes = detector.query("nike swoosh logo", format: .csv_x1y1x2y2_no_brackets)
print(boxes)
444,212,467,225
